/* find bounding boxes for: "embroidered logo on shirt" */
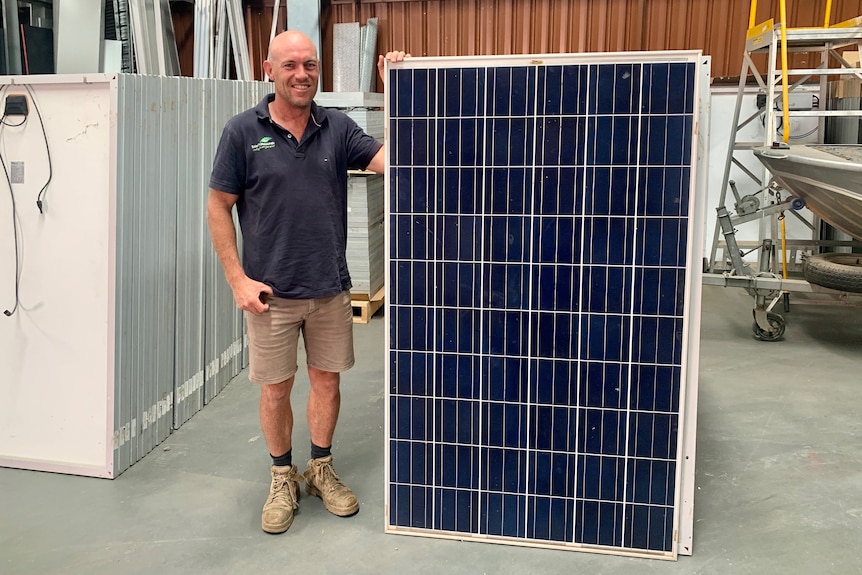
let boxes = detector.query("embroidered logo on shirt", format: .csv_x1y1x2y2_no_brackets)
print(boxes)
251,136,276,152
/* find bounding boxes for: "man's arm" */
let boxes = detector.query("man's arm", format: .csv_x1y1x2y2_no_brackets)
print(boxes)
206,188,272,314
365,146,385,174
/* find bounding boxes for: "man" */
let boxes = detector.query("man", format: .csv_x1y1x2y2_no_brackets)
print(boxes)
207,30,406,534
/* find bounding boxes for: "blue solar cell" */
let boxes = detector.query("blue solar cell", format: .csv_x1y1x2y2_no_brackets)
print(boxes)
633,267,686,316
410,69,433,117
580,314,630,362
391,351,432,396
579,408,627,456
668,63,696,114
487,118,536,166
393,70,414,117
575,500,624,546
578,454,626,501
579,361,626,409
441,118,483,166
639,166,691,217
484,356,528,403
625,504,673,551
480,492,526,537
434,489,479,533
631,364,681,412
628,458,675,506
488,66,536,117
636,217,688,267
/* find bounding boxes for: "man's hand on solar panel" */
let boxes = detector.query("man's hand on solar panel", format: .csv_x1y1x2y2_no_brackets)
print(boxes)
377,50,411,83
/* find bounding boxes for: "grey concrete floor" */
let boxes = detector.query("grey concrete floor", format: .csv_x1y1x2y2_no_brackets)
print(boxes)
2,285,861,574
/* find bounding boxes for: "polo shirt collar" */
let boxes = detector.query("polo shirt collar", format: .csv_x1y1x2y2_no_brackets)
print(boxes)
255,93,330,129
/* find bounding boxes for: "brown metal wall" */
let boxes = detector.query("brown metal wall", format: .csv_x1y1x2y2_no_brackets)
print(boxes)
322,0,862,88
173,1,862,84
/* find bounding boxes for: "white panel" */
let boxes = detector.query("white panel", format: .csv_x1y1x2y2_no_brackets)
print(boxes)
101,39,124,73
0,75,115,475
54,0,105,73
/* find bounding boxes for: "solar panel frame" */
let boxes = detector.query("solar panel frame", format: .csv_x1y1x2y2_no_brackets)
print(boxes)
384,51,706,560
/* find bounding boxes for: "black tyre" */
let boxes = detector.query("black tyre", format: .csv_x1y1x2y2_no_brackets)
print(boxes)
803,253,862,293
752,312,785,342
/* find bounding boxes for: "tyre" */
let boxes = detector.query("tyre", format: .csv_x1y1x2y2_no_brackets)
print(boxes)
752,312,785,342
803,253,862,293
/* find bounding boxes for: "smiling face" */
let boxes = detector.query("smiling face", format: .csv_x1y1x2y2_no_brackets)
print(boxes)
263,31,319,110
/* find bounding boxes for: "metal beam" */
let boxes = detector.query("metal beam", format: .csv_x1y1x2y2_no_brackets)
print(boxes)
287,0,322,85
3,0,23,74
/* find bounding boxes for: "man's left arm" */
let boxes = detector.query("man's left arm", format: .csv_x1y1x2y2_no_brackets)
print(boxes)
366,146,385,174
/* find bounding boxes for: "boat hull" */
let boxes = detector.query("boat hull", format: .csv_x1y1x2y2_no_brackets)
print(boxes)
753,144,862,239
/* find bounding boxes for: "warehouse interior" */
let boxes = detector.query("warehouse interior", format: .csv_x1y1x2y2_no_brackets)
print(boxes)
1,1,862,573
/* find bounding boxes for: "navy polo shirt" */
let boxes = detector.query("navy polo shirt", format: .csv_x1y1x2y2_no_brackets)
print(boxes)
209,94,382,299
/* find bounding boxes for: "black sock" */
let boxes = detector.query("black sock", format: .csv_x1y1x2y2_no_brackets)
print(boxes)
271,449,292,467
310,442,331,460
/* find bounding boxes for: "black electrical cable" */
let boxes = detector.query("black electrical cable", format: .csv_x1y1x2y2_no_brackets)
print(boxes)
24,85,52,213
0,113,21,317
1,116,25,127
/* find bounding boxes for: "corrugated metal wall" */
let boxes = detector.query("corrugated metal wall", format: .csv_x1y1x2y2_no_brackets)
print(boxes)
318,0,862,87
182,1,862,84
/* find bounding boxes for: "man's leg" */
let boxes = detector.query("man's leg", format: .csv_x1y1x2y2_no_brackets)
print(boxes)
301,291,359,516
307,367,339,449
261,377,296,457
246,296,306,534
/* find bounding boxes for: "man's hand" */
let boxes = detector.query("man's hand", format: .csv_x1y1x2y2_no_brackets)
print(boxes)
377,51,410,84
231,275,274,315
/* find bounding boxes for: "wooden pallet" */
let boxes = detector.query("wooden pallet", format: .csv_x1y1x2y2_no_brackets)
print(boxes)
351,286,385,324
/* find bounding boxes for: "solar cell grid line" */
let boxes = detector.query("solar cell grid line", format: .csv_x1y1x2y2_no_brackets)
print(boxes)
386,52,703,560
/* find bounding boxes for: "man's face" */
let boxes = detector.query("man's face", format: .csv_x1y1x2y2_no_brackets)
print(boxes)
266,43,319,109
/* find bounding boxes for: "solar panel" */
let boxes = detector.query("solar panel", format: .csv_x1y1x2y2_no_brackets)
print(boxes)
385,52,705,559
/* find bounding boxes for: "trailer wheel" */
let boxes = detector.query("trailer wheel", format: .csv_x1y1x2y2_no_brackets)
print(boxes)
752,313,786,342
803,253,862,293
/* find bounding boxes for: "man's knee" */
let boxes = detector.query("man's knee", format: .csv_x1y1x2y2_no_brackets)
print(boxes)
308,367,340,395
261,378,294,403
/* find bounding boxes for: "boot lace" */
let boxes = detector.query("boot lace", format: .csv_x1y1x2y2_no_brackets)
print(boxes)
316,461,344,494
269,470,299,507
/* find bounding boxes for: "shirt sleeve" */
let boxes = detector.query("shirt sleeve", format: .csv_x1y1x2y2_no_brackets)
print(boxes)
209,120,246,195
343,116,383,171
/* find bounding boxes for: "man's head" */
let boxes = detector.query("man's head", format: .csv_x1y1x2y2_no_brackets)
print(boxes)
263,31,319,110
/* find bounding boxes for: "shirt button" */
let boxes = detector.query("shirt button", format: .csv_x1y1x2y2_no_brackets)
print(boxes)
288,134,292,139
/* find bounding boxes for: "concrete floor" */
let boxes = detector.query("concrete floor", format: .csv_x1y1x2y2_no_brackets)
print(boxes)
2,285,861,574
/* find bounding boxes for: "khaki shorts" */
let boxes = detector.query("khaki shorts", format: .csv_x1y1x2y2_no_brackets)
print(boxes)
245,291,355,384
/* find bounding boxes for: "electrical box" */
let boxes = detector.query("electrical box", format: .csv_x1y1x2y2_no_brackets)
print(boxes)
4,94,28,116
776,92,815,110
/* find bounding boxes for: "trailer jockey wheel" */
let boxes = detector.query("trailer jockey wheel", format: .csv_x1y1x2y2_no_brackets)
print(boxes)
752,312,786,342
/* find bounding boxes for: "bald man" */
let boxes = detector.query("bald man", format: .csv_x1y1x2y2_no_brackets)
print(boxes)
207,30,406,534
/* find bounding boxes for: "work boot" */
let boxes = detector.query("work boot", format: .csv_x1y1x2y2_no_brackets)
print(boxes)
261,464,301,534
303,455,359,517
